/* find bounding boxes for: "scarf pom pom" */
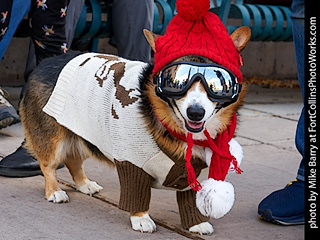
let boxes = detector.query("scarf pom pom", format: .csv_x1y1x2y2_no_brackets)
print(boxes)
196,179,235,219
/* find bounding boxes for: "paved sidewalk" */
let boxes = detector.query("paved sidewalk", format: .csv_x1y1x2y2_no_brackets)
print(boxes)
0,84,304,240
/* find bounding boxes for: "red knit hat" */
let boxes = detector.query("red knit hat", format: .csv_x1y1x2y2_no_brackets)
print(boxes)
153,0,243,82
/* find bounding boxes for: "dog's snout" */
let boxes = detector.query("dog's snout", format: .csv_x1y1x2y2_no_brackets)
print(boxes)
187,105,205,121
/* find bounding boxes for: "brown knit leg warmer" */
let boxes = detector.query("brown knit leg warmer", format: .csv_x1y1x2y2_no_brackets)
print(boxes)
176,189,210,229
115,160,153,213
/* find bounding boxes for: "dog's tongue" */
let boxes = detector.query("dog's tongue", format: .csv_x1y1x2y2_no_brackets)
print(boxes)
188,121,204,129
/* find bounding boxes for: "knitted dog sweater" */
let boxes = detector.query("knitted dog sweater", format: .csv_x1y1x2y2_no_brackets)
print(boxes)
43,53,243,216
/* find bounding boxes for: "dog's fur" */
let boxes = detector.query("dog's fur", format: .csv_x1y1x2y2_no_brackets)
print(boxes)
19,27,250,235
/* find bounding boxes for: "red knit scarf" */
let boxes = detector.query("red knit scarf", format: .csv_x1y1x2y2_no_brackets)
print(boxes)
160,113,242,191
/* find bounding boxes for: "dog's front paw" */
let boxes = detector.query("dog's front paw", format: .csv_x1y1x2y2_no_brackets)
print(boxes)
77,180,103,196
130,213,156,233
189,222,214,235
47,190,69,203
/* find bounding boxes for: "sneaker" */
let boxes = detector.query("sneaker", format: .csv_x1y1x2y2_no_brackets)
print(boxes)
0,87,20,129
258,179,305,225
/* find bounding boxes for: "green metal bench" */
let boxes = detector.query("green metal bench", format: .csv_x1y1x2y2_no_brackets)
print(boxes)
74,0,112,39
149,0,293,42
153,0,175,34
210,0,292,41
74,0,176,50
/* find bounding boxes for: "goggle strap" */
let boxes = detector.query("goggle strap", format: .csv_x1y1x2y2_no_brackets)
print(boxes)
214,103,223,114
153,75,158,84
155,86,175,110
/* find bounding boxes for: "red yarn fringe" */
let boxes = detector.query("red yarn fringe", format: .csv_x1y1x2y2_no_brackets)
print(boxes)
186,133,202,191
231,157,243,174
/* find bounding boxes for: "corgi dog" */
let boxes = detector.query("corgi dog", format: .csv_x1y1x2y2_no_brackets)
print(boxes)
19,27,250,235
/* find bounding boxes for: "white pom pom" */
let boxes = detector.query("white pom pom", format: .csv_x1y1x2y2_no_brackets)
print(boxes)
196,179,235,219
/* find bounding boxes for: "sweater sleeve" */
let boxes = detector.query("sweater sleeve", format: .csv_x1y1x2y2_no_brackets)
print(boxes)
115,160,154,213
177,189,210,229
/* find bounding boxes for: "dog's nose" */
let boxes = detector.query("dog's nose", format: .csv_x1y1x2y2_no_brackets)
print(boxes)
187,105,205,121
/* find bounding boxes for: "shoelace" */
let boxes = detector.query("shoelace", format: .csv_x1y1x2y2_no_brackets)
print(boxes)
0,87,10,98
287,178,298,187
0,88,11,105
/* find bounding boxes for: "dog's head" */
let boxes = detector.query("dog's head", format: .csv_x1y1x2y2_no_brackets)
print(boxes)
143,27,250,140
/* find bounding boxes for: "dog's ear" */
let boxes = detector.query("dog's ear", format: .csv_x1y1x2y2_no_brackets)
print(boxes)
143,29,160,52
230,26,251,52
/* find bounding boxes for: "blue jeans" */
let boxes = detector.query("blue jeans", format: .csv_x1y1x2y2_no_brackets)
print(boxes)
0,0,30,59
291,0,305,181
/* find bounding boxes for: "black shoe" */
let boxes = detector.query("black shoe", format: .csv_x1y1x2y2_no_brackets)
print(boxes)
0,144,64,177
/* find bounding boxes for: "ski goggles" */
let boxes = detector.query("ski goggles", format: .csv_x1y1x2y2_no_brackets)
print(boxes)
155,61,241,104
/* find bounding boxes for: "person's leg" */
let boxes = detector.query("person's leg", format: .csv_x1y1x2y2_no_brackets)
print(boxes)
258,0,305,225
0,0,29,128
0,0,84,177
64,0,85,47
112,0,153,62
0,0,30,59
29,0,70,65
23,0,85,86
0,0,14,43
292,0,305,182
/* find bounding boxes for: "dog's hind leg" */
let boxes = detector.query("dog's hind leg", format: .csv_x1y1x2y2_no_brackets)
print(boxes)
61,134,103,196
177,190,214,235
39,155,69,203
24,130,70,203
64,155,103,196
21,117,70,203
36,129,71,203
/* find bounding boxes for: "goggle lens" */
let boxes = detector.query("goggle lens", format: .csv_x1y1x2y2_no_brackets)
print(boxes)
159,62,238,100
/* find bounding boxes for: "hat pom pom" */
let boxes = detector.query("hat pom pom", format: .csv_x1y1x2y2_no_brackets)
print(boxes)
196,179,235,219
176,0,210,21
